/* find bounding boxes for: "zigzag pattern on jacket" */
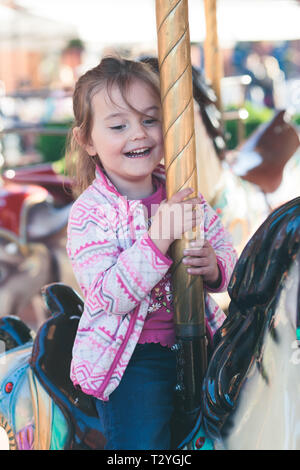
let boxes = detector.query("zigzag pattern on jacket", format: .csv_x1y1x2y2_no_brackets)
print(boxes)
67,164,238,400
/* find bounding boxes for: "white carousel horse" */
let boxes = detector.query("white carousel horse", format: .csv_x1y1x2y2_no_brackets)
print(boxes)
193,73,299,311
200,196,300,450
194,101,300,255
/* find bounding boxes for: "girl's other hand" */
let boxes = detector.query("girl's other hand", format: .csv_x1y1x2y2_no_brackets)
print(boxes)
148,188,202,254
182,239,221,287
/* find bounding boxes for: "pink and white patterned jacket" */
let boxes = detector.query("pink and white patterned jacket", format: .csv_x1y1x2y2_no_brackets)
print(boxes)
67,164,237,401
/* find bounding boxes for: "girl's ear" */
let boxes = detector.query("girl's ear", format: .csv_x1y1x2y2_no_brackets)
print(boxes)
73,127,97,156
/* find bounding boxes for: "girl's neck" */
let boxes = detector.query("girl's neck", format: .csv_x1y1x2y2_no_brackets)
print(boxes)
104,171,156,200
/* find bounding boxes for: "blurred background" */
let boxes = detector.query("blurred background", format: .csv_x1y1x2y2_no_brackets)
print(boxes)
0,0,299,167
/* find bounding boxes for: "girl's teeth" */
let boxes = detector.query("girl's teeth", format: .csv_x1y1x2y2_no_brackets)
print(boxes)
125,148,150,158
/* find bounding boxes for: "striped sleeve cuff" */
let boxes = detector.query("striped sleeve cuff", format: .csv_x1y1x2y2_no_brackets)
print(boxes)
142,232,173,268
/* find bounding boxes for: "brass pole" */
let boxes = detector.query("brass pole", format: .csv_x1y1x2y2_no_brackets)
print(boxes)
155,0,207,415
204,0,223,109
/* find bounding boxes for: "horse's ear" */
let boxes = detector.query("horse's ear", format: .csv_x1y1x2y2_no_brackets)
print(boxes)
41,283,84,318
26,201,72,241
0,316,33,351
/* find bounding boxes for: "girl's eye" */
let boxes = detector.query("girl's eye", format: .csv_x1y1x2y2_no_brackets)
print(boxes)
110,124,126,131
143,118,157,126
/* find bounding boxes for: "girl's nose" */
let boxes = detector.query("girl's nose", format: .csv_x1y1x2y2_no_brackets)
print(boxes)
130,122,147,140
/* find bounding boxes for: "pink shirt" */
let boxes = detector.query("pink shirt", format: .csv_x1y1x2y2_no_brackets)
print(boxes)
138,177,176,347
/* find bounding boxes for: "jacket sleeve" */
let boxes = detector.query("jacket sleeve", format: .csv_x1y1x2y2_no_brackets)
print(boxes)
201,198,238,293
67,202,173,316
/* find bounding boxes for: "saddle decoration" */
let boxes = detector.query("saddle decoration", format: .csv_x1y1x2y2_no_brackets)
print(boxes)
27,367,52,450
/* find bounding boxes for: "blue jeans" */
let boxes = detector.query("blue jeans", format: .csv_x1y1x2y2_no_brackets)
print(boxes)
95,343,177,450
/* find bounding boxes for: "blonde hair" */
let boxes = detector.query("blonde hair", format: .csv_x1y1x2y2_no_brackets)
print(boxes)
65,56,161,197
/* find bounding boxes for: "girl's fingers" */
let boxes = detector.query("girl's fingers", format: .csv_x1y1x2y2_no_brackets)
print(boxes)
183,197,203,206
184,249,203,257
190,239,209,248
169,188,194,203
186,266,210,276
183,247,209,257
182,256,209,267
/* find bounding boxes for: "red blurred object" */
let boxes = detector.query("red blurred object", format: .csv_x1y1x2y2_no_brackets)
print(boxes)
2,164,73,206
0,183,48,239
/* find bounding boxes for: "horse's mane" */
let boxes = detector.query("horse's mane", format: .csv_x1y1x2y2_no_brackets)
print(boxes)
202,197,300,440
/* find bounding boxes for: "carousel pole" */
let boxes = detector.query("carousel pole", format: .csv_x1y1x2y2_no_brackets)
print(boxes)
203,0,223,109
155,0,207,420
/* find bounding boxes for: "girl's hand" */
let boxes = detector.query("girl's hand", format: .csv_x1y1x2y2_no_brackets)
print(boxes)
148,188,202,255
182,239,221,287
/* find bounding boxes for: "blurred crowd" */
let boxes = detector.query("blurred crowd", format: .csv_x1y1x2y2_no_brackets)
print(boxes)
229,40,300,108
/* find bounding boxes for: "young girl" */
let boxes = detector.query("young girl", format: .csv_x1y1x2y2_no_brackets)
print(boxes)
66,56,237,450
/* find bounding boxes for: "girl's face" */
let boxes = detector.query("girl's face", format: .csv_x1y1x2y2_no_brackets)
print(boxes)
85,79,164,198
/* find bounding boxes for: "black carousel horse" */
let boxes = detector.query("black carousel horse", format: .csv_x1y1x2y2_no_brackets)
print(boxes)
201,196,300,449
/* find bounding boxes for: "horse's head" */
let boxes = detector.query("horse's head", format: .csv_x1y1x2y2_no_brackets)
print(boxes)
233,110,300,193
202,197,300,449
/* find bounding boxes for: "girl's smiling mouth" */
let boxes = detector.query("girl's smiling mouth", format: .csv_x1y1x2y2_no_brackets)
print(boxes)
124,147,151,158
